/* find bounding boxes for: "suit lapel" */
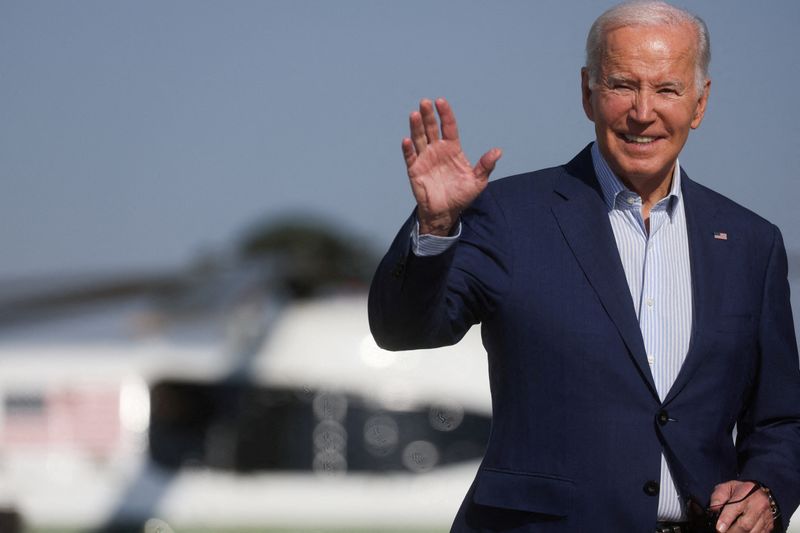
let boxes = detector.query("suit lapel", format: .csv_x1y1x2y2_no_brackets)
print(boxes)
551,147,659,400
549,151,726,404
663,173,721,404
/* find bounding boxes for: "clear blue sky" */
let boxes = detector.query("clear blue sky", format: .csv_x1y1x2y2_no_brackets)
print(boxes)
2,1,798,281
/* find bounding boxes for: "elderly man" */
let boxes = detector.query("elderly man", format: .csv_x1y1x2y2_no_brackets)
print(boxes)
368,1,800,532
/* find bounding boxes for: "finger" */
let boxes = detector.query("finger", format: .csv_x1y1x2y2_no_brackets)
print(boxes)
762,514,776,533
717,504,744,532
401,138,417,169
435,97,460,141
750,514,769,533
420,99,439,143
409,111,427,155
734,512,769,533
710,482,737,508
729,510,760,532
473,148,503,182
764,513,776,532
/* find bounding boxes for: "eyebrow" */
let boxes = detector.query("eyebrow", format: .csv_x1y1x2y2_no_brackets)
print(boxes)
604,75,686,91
656,81,686,91
605,75,635,86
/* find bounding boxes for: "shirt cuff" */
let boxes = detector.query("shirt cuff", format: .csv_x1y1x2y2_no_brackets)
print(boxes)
411,219,461,256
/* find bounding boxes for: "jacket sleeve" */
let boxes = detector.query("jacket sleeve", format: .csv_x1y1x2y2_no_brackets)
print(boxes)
368,187,513,351
736,225,800,531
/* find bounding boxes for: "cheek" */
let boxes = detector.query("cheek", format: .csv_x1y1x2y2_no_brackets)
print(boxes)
659,98,699,126
595,97,630,126
665,109,696,135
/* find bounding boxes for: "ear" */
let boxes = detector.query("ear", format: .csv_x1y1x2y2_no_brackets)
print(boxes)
581,68,595,122
690,78,711,129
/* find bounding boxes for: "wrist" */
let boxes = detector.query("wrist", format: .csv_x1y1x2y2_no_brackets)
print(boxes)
761,485,780,523
418,213,459,236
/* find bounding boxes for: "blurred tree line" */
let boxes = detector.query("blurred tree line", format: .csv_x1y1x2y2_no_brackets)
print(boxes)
238,216,378,298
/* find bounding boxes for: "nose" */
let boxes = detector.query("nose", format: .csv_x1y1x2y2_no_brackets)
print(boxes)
630,90,656,123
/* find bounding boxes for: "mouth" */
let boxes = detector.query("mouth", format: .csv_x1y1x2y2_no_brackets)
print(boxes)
620,133,659,144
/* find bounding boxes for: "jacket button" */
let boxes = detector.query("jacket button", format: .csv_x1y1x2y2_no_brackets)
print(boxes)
657,410,670,426
391,262,405,278
643,480,660,496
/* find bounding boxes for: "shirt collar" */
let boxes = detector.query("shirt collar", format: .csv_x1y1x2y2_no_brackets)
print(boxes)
590,142,682,218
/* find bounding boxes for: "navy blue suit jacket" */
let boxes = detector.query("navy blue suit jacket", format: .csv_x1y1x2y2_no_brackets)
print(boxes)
369,145,800,532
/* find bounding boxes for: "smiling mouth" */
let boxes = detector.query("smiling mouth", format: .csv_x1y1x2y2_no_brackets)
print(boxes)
621,134,658,144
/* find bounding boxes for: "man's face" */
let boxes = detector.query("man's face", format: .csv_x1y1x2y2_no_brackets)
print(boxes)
581,23,710,190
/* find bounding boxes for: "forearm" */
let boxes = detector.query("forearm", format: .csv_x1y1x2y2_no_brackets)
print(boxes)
368,215,462,351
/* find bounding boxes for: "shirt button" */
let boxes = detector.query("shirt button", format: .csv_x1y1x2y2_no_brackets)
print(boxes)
647,354,655,365
643,480,660,496
645,298,654,308
626,197,636,205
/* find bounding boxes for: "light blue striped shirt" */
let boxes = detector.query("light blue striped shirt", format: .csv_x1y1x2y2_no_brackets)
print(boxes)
591,142,692,521
412,142,693,520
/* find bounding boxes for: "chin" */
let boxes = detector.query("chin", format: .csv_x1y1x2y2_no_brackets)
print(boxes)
624,168,673,186
613,154,672,179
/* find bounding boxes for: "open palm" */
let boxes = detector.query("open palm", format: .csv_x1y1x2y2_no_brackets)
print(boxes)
402,98,502,236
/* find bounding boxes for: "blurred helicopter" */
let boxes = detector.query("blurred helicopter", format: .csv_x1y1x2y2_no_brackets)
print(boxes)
0,220,492,533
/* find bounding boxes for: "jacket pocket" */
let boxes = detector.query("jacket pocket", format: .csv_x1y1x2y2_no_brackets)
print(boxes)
472,467,575,517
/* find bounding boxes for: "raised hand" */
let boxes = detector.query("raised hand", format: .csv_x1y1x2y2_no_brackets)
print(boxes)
401,98,502,236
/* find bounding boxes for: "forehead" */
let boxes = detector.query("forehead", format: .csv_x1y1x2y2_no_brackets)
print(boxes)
600,24,697,77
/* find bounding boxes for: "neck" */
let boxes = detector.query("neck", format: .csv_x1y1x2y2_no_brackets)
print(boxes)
620,166,675,235
621,171,673,211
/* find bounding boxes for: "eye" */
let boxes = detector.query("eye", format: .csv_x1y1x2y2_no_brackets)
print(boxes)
658,87,679,95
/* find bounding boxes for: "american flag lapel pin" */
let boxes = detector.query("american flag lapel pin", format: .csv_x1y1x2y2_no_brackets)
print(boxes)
714,232,728,240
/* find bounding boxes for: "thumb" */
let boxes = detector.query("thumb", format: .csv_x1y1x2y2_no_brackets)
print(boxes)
473,148,503,182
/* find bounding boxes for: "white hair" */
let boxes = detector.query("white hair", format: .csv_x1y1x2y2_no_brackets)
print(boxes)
585,0,710,94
